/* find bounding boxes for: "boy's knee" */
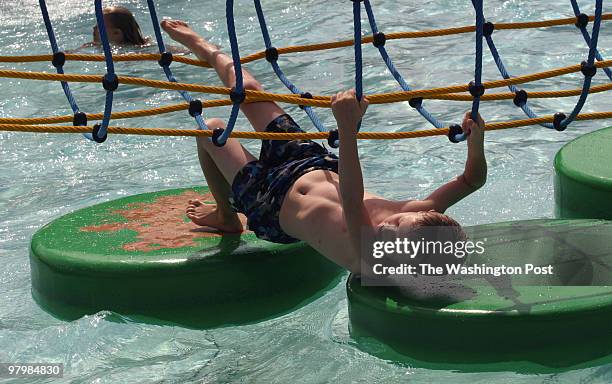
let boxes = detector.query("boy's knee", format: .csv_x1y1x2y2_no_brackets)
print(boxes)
205,118,226,129
196,119,225,145
241,79,264,92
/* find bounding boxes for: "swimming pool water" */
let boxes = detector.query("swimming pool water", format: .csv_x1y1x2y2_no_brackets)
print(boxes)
1,0,611,382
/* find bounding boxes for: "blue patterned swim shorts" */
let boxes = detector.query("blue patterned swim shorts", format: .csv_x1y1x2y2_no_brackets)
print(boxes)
230,114,338,243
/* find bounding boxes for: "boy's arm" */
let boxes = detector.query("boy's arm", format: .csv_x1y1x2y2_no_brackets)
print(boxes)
332,90,374,260
424,112,487,213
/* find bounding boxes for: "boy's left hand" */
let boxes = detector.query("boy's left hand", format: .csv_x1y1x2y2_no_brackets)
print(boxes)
462,112,485,148
331,89,369,136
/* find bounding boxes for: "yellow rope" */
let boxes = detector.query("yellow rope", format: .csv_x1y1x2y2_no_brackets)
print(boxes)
1,111,611,140
0,99,231,125
1,13,610,140
1,14,610,66
2,82,609,125
1,59,610,109
427,83,612,101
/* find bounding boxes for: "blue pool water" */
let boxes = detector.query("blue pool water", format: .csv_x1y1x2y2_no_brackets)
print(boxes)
1,0,611,382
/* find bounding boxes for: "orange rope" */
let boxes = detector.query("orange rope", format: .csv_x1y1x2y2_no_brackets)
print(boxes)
1,111,611,140
1,14,609,66
1,60,610,109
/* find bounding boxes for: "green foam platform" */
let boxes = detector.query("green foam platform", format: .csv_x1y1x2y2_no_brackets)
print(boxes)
30,187,343,328
555,126,612,219
347,219,612,373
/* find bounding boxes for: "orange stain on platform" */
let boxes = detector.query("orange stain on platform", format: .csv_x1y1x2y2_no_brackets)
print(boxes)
81,190,248,252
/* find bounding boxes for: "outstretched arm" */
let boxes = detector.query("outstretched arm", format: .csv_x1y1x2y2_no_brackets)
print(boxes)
332,90,373,262
425,112,487,213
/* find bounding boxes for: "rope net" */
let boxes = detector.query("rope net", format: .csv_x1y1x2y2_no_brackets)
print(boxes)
0,0,610,144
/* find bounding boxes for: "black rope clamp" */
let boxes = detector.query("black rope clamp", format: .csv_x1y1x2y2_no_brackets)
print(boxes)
448,124,463,143
299,92,313,110
483,21,495,37
513,89,528,107
92,124,107,143
327,129,339,148
188,99,203,117
52,51,66,68
158,51,173,67
580,60,597,77
211,127,226,147
373,32,386,48
468,80,485,97
73,111,87,126
102,73,118,91
265,47,279,63
553,112,567,131
230,87,246,104
408,97,423,109
575,13,589,29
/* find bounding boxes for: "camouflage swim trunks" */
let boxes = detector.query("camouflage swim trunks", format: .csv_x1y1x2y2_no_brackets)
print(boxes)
230,114,338,243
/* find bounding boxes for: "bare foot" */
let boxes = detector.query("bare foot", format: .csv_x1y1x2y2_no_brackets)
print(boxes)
186,199,243,233
161,19,215,50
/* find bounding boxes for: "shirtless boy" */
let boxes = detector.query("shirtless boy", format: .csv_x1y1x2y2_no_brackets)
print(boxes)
161,20,487,273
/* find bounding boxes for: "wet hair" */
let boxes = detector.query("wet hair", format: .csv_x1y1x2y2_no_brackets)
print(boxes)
104,6,146,45
412,211,466,235
398,211,468,273
403,211,467,242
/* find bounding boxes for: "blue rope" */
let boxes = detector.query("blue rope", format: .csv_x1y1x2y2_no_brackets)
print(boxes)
570,0,612,80
39,0,59,53
471,0,484,119
363,0,443,129
94,0,115,139
352,0,364,137
353,0,363,102
94,1,115,76
218,0,244,145
453,0,484,142
145,0,208,131
146,0,166,53
39,0,92,139
484,35,554,129
560,0,603,129
449,0,484,142
39,0,611,145
253,0,326,133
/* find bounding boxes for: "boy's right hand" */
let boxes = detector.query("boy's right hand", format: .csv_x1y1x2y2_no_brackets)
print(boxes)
331,89,369,136
462,112,485,148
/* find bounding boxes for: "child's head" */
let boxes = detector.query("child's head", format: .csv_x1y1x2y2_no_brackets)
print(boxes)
93,6,146,45
379,210,464,233
378,211,467,272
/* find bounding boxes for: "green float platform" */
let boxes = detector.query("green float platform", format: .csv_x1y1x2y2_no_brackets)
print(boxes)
347,219,612,373
30,187,343,328
555,126,612,219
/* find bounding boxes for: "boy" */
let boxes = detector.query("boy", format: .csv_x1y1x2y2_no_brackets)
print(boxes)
161,20,487,273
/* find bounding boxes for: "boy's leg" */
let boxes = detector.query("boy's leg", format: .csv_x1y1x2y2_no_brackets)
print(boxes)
187,118,256,231
161,20,286,132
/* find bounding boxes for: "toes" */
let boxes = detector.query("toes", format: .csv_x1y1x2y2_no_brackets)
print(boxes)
160,19,172,29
